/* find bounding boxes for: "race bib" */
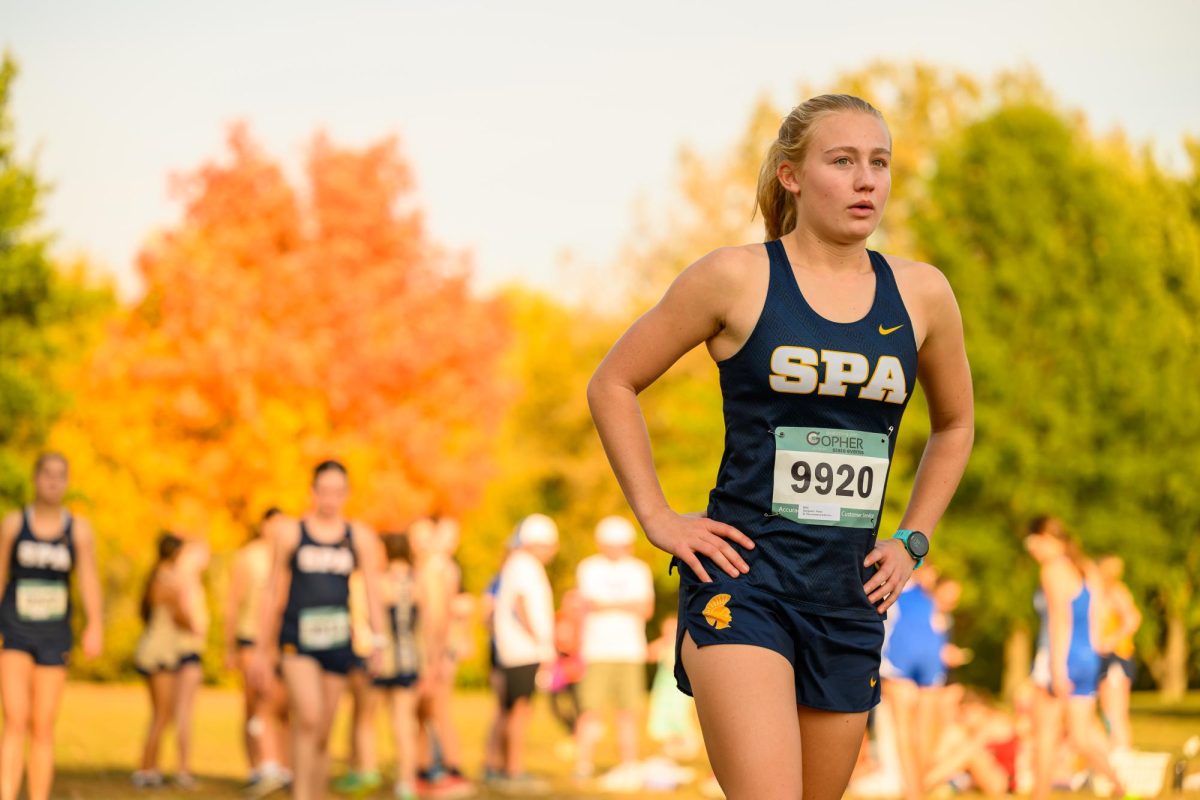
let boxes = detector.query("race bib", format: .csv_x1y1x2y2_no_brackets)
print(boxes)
298,606,350,651
16,580,68,622
772,427,890,528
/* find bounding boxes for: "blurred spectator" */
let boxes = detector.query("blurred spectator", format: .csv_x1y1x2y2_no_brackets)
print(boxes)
550,589,585,741
574,516,654,790
1096,555,1141,752
492,514,558,794
646,615,699,761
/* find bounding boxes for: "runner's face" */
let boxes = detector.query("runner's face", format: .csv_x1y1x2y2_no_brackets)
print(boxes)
312,471,348,517
795,111,891,244
34,459,68,506
1023,532,1060,562
436,517,460,555
261,513,285,541
408,517,436,556
530,542,558,564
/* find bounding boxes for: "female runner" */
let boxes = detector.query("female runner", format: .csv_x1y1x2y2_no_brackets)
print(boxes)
0,453,103,800
255,460,385,800
589,94,974,799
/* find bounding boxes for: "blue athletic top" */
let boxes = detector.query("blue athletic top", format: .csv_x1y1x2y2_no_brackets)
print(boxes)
884,584,943,666
280,521,356,649
1034,584,1096,673
0,510,75,638
703,240,918,620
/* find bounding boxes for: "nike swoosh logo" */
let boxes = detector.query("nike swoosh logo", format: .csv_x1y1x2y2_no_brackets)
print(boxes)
878,324,905,335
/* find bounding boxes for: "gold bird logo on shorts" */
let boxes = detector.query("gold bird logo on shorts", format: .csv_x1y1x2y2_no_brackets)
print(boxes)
702,594,733,630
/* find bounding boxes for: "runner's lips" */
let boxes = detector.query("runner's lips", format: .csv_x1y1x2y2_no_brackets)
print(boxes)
849,201,875,211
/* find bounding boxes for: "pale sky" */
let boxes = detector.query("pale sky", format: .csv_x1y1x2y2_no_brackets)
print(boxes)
4,0,1198,301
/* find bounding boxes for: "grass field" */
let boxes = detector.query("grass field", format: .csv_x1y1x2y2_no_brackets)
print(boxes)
10,683,1200,799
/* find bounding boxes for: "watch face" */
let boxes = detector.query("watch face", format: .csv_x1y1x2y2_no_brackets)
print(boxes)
908,531,930,558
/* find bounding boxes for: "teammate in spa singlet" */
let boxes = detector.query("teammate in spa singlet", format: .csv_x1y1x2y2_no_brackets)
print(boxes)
589,95,974,800
255,460,385,800
0,454,103,800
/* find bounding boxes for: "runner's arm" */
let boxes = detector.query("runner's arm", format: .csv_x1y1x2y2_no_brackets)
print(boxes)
352,524,387,648
224,549,248,659
257,521,299,657
1043,560,1075,694
72,516,105,657
588,249,756,581
1117,584,1142,640
898,265,974,536
865,266,973,612
0,512,19,595
418,556,451,662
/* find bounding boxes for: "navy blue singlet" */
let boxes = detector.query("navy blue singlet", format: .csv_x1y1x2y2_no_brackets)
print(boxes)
279,521,356,653
702,240,918,621
0,510,76,644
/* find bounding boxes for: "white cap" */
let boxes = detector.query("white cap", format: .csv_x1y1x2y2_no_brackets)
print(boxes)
595,516,636,547
516,513,558,546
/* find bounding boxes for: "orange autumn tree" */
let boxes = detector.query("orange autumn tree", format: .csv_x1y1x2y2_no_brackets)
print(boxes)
54,127,508,672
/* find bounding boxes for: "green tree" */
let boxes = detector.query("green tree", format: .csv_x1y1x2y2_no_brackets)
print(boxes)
0,53,113,504
912,104,1200,697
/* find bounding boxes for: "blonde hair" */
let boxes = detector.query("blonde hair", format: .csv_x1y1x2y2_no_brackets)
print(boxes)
754,94,887,240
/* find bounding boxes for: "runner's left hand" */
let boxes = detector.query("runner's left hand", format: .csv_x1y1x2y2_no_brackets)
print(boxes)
82,622,103,659
863,538,915,613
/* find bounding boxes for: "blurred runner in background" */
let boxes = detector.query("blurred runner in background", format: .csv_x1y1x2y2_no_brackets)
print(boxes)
0,453,103,800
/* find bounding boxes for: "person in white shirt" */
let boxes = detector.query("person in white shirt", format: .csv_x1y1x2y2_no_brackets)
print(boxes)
574,516,655,783
492,514,558,790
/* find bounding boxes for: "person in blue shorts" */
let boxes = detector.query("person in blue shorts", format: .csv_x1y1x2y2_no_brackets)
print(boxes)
254,460,385,800
880,569,943,800
0,454,103,800
589,94,974,799
1024,515,1123,800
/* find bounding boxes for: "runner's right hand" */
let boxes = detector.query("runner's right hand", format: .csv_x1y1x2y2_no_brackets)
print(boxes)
248,648,275,691
643,509,754,583
1051,670,1074,699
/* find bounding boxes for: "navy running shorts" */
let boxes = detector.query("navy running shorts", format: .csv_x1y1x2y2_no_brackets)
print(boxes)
374,671,419,689
0,629,71,667
279,639,358,676
1099,653,1135,682
675,575,884,713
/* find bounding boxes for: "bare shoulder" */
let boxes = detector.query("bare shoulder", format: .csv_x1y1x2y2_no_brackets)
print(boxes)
882,254,956,305
1042,556,1076,587
882,254,960,349
71,514,95,543
672,244,766,298
694,243,765,274
1,510,23,538
275,519,301,552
